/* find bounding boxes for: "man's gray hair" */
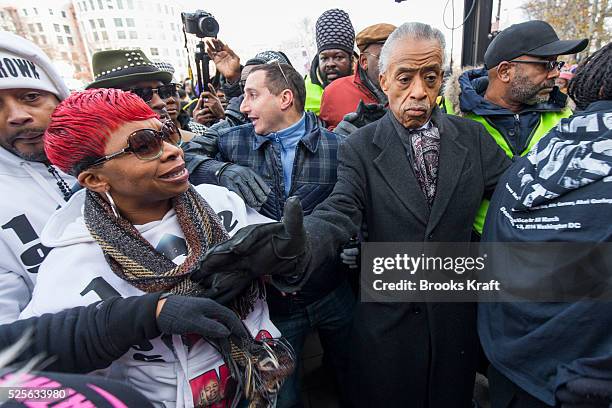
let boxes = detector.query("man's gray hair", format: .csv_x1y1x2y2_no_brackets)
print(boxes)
379,22,446,74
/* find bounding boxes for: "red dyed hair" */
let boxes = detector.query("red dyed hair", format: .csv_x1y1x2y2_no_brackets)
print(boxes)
44,88,157,175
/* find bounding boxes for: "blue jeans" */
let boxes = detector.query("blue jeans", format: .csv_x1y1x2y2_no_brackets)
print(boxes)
272,280,355,408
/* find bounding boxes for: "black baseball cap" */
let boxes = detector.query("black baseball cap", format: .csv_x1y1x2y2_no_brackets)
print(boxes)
484,20,588,69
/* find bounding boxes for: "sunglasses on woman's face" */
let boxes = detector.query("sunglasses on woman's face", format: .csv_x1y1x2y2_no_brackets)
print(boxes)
129,83,179,102
89,120,182,168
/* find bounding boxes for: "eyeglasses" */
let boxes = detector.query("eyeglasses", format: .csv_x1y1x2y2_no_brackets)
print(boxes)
508,59,565,72
128,83,179,102
266,59,290,88
362,51,381,59
89,120,182,168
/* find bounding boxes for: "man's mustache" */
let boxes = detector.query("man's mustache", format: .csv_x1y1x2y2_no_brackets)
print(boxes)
7,127,46,144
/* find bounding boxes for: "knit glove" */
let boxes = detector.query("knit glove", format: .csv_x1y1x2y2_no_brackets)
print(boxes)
156,294,249,339
557,378,612,407
193,197,311,293
208,162,271,210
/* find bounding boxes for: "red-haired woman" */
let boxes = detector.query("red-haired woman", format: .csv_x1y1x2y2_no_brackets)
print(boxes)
20,88,296,408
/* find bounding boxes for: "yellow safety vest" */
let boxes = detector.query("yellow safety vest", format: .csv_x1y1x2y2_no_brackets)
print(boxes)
304,75,324,115
468,109,572,234
441,97,572,234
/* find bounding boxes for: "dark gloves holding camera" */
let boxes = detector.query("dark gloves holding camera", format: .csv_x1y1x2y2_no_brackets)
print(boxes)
156,294,249,339
207,161,271,211
334,101,387,136
192,197,311,305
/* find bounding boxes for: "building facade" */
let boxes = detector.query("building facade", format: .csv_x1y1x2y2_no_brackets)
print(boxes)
1,0,197,87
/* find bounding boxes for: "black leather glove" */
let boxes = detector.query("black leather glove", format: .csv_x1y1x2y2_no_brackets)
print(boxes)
193,197,311,293
156,294,249,339
557,377,612,407
335,100,387,136
207,162,271,211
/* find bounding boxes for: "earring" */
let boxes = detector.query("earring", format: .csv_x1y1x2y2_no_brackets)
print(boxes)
104,190,120,218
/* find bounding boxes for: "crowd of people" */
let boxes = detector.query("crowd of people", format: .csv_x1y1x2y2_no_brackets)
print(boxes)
0,6,610,408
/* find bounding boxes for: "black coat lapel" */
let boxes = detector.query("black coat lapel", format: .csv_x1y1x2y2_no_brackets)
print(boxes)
372,113,430,226
427,109,468,234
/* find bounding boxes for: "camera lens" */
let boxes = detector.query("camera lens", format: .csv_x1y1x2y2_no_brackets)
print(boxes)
199,16,219,37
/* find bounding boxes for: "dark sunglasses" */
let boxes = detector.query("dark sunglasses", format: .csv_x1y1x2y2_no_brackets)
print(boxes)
89,120,182,168
508,59,565,72
129,83,179,102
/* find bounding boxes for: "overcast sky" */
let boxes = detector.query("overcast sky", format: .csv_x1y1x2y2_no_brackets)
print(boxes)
183,0,529,73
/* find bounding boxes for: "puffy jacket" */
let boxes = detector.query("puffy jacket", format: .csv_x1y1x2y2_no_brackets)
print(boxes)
444,67,572,156
442,66,572,234
320,66,380,130
209,112,347,311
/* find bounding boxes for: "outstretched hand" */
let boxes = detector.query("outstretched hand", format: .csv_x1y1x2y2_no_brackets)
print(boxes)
192,197,310,292
206,38,241,83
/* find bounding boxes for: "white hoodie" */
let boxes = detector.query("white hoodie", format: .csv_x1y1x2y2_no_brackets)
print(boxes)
0,148,75,323
20,183,281,408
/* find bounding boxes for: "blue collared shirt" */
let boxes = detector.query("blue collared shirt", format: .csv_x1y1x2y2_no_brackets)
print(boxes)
263,113,306,197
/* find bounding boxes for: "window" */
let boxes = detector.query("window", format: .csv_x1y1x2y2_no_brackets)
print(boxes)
57,36,64,44
114,18,123,27
75,64,82,71
127,0,133,9
40,35,46,44
82,1,87,11
126,18,134,27
117,31,126,39
31,35,38,43
150,47,158,56
37,23,43,31
61,52,69,59
49,9,53,15
176,49,180,57
63,25,70,34
54,24,60,33
22,9,28,16
97,0,103,10
129,31,137,39
33,8,38,15
89,0,94,10
28,24,35,32
101,31,108,40
93,32,99,41
164,5,168,14
116,0,123,9
67,37,74,45
62,10,67,17
89,19,96,29
97,19,105,28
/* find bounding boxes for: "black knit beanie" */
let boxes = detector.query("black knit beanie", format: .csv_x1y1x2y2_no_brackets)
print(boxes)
315,9,355,56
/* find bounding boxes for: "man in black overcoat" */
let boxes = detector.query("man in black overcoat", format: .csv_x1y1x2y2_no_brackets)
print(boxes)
199,22,512,408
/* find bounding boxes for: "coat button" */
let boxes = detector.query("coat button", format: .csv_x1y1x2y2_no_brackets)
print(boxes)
428,233,434,240
413,305,421,314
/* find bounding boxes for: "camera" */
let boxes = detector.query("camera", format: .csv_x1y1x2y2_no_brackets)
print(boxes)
181,10,219,38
